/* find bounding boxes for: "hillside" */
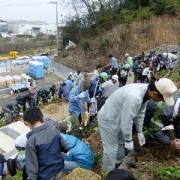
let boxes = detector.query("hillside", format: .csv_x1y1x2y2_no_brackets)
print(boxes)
57,15,180,72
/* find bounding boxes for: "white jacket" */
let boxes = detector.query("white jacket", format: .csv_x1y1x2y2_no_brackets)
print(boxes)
101,83,148,141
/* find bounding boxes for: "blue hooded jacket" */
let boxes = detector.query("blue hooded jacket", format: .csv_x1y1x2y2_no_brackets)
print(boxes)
68,85,90,116
60,133,94,170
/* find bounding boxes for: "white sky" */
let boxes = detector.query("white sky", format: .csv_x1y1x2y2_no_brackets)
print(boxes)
0,0,75,24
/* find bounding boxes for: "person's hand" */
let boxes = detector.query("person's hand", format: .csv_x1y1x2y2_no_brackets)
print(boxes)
78,92,85,98
125,141,134,151
137,132,146,146
170,139,180,150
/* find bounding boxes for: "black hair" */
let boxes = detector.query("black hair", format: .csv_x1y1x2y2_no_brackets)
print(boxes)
96,64,102,69
105,169,136,180
148,81,163,98
109,54,112,58
55,122,68,134
23,107,43,125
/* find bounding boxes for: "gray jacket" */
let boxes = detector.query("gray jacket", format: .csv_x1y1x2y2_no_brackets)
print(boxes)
101,83,148,141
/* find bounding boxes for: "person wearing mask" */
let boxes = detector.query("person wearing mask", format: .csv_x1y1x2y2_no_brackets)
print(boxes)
98,78,177,172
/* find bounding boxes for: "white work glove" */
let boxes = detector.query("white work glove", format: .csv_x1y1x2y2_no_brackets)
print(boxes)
125,141,134,151
19,112,23,116
62,151,69,157
137,132,146,146
78,92,85,99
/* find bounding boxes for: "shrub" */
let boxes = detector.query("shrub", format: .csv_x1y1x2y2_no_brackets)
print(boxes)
62,50,68,58
82,40,92,51
97,38,111,53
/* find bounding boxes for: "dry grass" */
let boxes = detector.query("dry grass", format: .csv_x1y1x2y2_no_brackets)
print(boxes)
58,15,180,72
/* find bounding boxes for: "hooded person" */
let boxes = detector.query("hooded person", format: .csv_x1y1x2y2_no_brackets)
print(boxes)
98,78,177,172
55,122,94,172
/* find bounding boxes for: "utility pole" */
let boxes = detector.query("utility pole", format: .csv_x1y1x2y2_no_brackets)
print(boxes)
49,1,59,56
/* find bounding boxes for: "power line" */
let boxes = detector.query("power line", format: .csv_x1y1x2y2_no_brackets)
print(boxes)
0,3,50,7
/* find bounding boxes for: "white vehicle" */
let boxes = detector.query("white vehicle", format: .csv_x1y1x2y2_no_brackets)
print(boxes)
12,56,30,65
0,62,6,67
9,74,35,92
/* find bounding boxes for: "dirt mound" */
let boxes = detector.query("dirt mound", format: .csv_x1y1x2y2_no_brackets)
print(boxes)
40,102,69,121
86,131,102,154
62,169,100,180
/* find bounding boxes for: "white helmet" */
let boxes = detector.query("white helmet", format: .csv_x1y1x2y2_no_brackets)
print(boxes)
112,75,118,81
69,72,73,75
124,64,130,69
125,53,129,57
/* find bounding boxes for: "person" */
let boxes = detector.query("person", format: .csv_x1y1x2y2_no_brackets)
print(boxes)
23,107,69,180
97,74,119,111
118,63,130,87
72,70,84,87
89,72,109,98
2,101,22,124
67,72,74,81
68,77,91,138
28,82,37,107
0,154,6,178
105,169,136,180
59,80,73,101
49,84,57,97
109,54,118,75
55,122,94,172
125,53,134,75
144,93,180,150
36,86,51,105
101,74,119,90
91,64,102,81
16,94,32,111
132,57,141,83
98,78,177,172
162,52,178,70
3,132,28,179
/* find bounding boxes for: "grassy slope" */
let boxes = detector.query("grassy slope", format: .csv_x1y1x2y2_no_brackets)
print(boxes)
57,15,180,72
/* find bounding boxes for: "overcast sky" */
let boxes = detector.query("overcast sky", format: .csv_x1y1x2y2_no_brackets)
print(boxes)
0,0,75,24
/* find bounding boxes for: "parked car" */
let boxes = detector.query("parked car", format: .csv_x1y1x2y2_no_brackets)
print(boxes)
12,56,30,65
39,52,49,56
0,62,6,67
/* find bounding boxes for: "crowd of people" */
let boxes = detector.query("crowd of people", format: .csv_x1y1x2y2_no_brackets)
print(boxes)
0,51,179,179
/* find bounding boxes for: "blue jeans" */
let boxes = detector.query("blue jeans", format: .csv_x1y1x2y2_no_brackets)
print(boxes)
64,161,80,172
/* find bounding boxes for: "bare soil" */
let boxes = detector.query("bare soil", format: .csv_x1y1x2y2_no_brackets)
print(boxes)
40,101,69,121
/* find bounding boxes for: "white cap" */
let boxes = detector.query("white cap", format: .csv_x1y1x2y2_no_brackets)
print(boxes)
155,78,177,106
15,132,28,148
124,64,130,69
112,75,118,81
69,72,73,75
125,53,129,57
